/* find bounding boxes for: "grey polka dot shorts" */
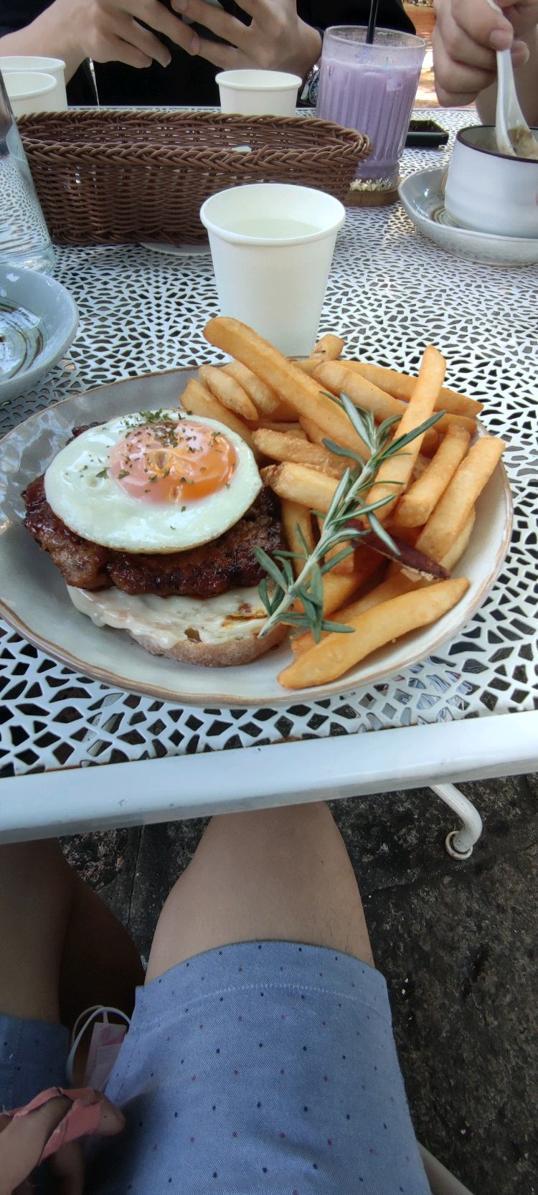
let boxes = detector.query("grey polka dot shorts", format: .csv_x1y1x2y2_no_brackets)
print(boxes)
1,942,430,1193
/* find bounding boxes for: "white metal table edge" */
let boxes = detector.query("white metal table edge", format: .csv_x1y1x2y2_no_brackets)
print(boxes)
1,709,536,842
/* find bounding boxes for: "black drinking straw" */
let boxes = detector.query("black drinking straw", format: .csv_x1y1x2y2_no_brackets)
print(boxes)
366,0,380,43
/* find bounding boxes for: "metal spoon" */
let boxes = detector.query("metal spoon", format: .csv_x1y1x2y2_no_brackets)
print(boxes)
485,0,538,158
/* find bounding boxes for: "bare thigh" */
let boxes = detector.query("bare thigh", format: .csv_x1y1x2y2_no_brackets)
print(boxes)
0,840,143,1028
0,841,73,1023
146,803,373,983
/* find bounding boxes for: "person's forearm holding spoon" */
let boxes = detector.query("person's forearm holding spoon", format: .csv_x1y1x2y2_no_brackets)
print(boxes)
432,0,538,126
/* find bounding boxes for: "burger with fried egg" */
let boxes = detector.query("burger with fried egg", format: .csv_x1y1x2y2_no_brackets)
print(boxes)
23,408,285,666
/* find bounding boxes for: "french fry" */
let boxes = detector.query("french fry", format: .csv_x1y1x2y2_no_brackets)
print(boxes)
291,567,416,656
316,515,355,575
317,360,441,455
252,428,348,479
281,499,316,578
309,548,383,625
298,415,329,445
261,462,339,514
366,345,447,522
279,577,470,688
393,424,471,527
316,360,405,421
314,333,345,359
411,453,430,481
199,364,258,422
347,361,482,418
223,359,281,416
224,360,297,420
293,355,325,375
204,318,369,458
253,421,307,436
416,436,505,562
280,570,373,636
321,570,367,616
270,402,303,421
300,410,389,463
180,379,257,454
440,509,475,570
295,333,345,374
316,360,473,444
280,502,356,622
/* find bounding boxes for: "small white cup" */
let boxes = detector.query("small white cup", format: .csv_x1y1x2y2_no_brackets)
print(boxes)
216,69,301,116
200,183,345,356
4,70,66,117
445,125,538,238
0,56,67,108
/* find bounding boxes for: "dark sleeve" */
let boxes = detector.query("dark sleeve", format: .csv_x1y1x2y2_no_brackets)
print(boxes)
297,0,414,34
0,0,54,36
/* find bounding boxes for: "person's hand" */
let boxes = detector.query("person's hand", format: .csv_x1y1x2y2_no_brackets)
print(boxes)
61,0,201,71
0,1090,124,1195
433,0,538,105
170,0,322,78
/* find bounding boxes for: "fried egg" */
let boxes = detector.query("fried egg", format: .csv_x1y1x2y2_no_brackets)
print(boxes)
44,410,262,554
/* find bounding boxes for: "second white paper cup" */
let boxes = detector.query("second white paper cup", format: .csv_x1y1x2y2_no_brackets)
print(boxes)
0,56,68,109
200,183,345,356
4,70,64,116
216,69,301,115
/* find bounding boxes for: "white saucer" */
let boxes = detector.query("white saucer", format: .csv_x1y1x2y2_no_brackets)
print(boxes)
399,168,538,266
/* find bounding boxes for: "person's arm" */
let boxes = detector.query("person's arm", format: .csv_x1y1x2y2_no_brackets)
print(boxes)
0,0,200,84
433,0,538,125
0,5,84,80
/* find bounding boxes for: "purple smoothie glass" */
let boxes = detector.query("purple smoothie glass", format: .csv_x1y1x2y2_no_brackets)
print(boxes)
317,27,425,190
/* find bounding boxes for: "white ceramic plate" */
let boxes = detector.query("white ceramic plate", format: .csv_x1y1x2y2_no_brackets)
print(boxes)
0,368,512,707
0,265,78,404
399,168,538,266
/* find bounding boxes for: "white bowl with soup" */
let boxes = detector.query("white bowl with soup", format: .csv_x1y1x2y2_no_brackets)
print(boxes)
445,125,538,239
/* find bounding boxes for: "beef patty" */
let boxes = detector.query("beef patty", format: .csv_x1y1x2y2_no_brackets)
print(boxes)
23,475,283,598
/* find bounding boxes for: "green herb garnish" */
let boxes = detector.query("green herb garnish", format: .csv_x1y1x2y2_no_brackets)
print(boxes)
256,394,443,643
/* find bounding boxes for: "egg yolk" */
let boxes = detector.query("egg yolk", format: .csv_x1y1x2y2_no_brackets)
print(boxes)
109,420,236,503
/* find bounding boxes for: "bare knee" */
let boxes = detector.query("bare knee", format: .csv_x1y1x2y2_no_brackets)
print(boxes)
147,803,373,981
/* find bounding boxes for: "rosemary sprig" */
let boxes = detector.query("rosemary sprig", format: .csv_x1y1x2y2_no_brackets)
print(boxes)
255,394,443,641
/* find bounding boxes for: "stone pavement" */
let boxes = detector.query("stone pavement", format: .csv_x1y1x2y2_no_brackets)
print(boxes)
64,774,537,1195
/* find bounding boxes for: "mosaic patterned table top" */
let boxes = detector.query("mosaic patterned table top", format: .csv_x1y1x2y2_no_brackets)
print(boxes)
1,111,536,777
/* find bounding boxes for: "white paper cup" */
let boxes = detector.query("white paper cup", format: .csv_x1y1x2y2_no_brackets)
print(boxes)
216,69,301,116
4,70,65,116
200,183,345,356
0,56,67,108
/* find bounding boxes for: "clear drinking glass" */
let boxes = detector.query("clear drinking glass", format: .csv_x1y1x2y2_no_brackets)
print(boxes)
0,70,55,272
317,27,425,191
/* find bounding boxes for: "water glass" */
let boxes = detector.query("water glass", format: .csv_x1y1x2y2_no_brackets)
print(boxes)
0,71,55,272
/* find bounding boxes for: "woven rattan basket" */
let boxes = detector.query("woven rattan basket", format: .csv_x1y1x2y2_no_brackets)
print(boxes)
19,109,369,246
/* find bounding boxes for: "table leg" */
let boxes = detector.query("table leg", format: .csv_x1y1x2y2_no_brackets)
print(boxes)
430,783,483,860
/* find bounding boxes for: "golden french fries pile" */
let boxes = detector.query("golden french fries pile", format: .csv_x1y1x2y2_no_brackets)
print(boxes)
179,318,506,692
